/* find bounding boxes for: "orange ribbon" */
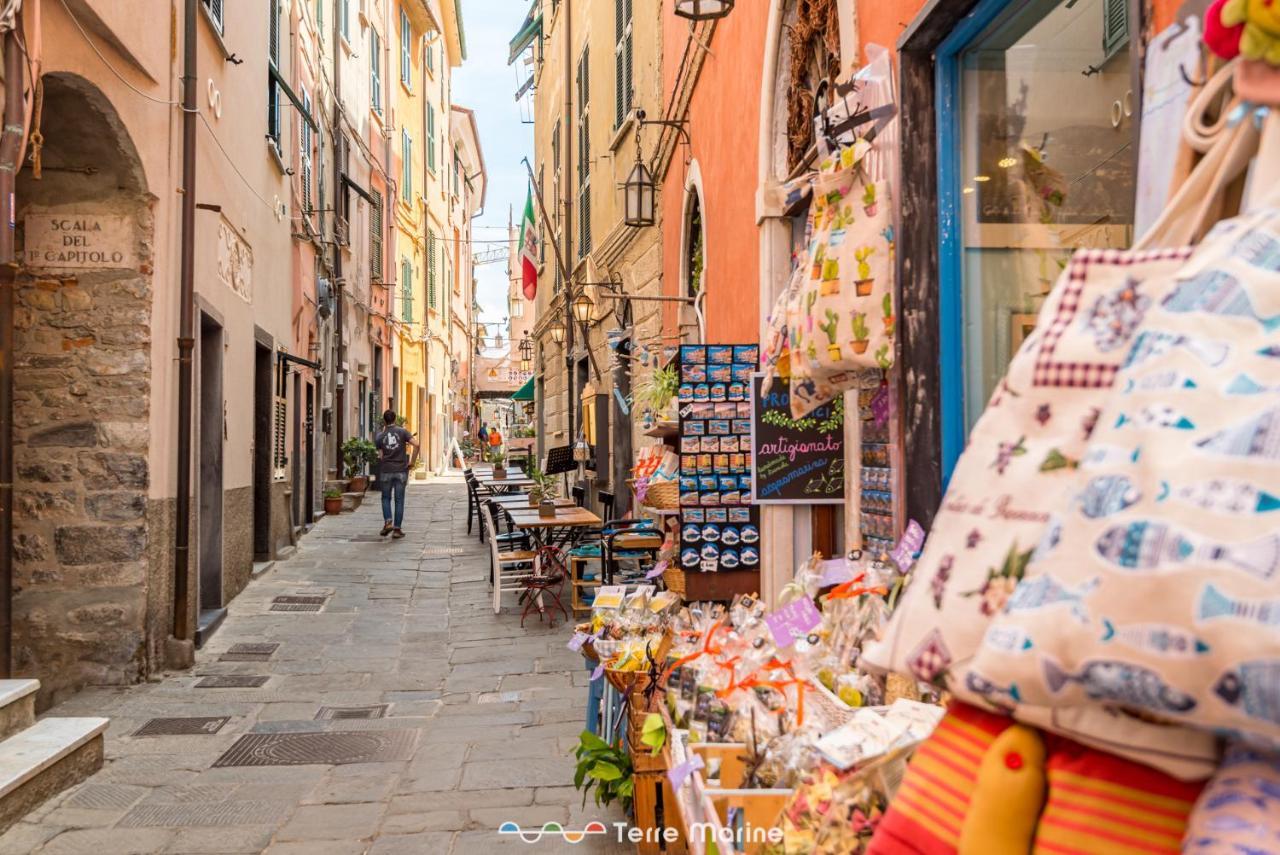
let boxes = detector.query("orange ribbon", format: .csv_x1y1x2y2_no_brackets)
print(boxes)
827,572,888,601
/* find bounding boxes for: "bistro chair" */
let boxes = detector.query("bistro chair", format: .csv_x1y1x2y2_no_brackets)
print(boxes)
603,520,664,585
519,545,570,628
464,470,480,536
482,504,537,615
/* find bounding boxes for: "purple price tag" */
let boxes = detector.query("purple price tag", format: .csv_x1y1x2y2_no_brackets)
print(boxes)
819,558,855,587
890,519,926,571
645,560,669,580
667,754,705,793
591,662,606,682
567,632,590,652
765,596,822,648
871,386,890,428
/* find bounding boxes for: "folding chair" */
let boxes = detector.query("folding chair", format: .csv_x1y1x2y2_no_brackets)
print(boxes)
520,545,570,628
482,504,537,615
464,470,479,536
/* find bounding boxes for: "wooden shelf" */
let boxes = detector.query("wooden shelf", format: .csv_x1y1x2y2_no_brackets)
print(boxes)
643,421,679,439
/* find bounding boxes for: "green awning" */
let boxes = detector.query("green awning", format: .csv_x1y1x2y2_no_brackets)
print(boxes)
512,375,535,402
507,0,541,65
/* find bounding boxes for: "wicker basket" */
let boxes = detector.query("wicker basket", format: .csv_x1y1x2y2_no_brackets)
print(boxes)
664,565,687,597
644,479,680,510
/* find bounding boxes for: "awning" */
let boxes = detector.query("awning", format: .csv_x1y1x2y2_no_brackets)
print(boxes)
507,0,541,65
512,375,535,402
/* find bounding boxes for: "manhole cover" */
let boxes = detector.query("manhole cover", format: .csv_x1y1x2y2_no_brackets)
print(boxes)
212,730,417,767
315,705,388,721
270,602,322,612
220,643,279,662
273,596,327,605
195,676,269,689
134,717,229,736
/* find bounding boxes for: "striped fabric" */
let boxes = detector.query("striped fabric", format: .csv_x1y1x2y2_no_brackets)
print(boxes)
1032,736,1204,855
867,703,1014,854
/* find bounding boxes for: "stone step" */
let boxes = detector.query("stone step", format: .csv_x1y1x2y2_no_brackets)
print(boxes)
0,682,37,742
0,716,108,834
341,492,364,512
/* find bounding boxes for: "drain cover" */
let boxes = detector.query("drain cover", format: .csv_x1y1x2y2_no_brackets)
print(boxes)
134,717,229,736
273,596,327,605
421,548,462,557
315,705,388,721
270,602,322,612
212,730,417,767
220,643,279,662
195,676,269,689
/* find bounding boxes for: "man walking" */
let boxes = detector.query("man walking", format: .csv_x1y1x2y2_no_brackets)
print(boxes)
375,409,418,538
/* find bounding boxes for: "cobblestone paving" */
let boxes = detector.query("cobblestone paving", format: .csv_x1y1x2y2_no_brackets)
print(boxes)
0,477,628,854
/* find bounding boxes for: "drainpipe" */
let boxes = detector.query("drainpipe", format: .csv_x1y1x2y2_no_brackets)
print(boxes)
332,0,344,475
562,0,574,438
172,0,198,644
0,24,26,676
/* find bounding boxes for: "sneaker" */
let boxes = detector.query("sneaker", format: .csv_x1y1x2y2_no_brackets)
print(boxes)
391,528,405,539
380,522,394,537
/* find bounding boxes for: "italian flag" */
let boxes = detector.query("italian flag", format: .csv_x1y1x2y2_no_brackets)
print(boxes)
519,185,538,301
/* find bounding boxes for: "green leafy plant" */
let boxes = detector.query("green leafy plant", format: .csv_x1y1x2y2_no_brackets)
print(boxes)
634,365,679,416
527,461,559,505
323,488,342,500
573,730,634,812
487,447,506,467
342,438,377,478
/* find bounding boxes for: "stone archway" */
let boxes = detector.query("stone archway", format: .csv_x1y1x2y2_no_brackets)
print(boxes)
13,72,155,708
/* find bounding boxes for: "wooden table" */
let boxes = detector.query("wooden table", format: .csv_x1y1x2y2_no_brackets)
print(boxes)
473,473,535,493
488,495,576,509
506,505,602,549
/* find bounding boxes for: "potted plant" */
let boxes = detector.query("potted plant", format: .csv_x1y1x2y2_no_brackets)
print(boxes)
882,291,895,337
854,246,876,296
851,312,870,354
863,182,878,216
490,448,507,480
323,488,343,516
633,364,679,423
819,309,841,361
527,462,559,517
342,438,377,493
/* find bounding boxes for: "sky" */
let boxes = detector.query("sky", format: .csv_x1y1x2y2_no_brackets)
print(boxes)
452,0,535,355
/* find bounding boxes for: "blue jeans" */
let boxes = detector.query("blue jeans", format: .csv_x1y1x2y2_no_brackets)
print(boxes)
380,471,407,528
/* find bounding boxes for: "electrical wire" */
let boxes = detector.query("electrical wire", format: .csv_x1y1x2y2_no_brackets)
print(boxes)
57,0,180,106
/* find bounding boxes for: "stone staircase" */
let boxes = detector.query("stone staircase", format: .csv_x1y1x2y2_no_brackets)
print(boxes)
0,680,107,834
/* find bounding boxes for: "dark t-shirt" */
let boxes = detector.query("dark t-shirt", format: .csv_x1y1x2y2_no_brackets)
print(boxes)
375,426,414,473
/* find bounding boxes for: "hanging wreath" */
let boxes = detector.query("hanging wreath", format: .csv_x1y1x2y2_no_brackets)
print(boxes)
786,0,842,173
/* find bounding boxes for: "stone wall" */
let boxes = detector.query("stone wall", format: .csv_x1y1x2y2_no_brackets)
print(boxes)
13,268,153,709
222,485,254,602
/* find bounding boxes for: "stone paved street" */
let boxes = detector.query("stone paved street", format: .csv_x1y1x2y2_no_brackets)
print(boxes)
0,478,628,855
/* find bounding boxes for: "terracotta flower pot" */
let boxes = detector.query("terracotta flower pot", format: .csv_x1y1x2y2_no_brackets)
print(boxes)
324,497,343,516
528,493,540,507
855,279,874,296
493,466,507,480
852,340,869,355
347,475,368,493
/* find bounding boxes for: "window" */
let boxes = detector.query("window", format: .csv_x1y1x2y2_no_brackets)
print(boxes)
937,0,1136,477
315,0,322,30
400,258,414,323
452,150,460,197
267,0,282,149
202,0,223,32
400,8,411,86
340,0,350,41
576,47,592,257
300,92,313,216
427,230,438,310
400,129,412,202
427,103,437,173
614,0,633,128
370,29,382,114
370,189,384,280
426,39,436,73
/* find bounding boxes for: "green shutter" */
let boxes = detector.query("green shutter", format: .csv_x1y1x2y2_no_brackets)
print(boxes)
1102,0,1129,61
428,231,438,310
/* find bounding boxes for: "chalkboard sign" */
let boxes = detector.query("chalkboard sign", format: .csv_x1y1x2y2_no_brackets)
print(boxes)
750,374,845,504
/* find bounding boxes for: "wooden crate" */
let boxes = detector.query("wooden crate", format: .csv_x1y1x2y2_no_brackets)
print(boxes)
634,769,689,855
664,567,760,602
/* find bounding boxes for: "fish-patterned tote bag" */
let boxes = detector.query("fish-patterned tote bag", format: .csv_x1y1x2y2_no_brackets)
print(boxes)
965,202,1280,749
786,140,895,417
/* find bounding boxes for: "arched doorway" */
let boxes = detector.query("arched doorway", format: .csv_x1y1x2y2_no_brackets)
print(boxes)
14,72,155,704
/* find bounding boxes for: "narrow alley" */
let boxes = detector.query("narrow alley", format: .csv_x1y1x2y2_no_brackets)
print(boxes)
0,479,625,855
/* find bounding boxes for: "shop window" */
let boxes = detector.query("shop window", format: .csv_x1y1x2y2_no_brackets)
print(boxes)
937,0,1136,476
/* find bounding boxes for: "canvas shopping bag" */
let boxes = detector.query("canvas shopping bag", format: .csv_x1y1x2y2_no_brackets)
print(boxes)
964,186,1280,749
786,140,895,417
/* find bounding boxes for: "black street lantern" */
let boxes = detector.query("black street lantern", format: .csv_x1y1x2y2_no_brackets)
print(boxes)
549,320,567,344
624,159,657,227
518,333,534,372
674,0,733,20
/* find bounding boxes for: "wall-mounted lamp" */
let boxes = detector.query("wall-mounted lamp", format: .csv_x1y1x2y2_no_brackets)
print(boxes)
674,0,733,21
571,293,595,325
549,321,567,344
624,160,657,228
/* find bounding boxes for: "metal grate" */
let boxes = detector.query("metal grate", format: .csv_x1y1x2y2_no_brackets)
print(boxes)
212,730,417,767
134,717,230,736
195,676,269,689
220,643,280,663
315,705,388,721
271,595,326,613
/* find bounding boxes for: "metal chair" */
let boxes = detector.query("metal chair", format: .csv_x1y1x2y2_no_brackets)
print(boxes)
520,545,570,628
482,504,537,615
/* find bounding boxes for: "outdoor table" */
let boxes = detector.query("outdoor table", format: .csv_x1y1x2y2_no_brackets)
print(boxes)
488,494,576,508
505,505,602,550
473,472,535,494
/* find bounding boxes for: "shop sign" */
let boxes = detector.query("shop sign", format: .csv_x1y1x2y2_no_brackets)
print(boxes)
23,213,135,270
750,374,845,504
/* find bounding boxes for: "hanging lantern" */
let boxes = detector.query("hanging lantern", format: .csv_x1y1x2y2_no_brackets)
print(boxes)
518,333,534,372
674,0,733,21
549,321,567,343
573,435,592,463
624,160,656,227
572,292,595,324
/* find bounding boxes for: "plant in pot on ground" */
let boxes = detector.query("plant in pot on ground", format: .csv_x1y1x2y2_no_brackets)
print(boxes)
342,438,377,492
323,488,343,516
488,447,508,479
